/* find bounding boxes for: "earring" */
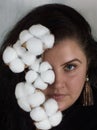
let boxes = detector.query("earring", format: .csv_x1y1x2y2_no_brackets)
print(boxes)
82,77,94,106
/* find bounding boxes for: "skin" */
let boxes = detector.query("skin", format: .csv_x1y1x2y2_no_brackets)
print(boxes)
42,39,88,111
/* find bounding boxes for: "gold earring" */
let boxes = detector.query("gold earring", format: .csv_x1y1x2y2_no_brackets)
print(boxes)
82,77,94,106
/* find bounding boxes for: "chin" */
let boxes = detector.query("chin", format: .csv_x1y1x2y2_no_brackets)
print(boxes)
58,103,66,111
58,102,71,111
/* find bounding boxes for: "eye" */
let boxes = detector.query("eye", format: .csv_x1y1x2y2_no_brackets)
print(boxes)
63,64,76,72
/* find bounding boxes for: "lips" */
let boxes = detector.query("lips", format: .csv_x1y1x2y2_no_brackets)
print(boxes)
52,94,65,101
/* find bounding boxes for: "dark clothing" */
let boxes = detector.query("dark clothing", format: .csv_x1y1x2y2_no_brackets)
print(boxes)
51,87,97,130
1,81,97,130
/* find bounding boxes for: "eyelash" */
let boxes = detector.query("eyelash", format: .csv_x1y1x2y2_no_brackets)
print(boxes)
63,64,77,72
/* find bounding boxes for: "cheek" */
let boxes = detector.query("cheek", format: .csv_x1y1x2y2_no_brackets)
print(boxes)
68,65,87,94
68,73,86,99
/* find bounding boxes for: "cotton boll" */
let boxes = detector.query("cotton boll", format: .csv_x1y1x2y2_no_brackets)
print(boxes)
39,61,52,73
15,82,25,99
28,90,45,108
33,77,48,90
43,98,58,117
13,40,20,48
30,58,41,72
19,30,33,44
37,57,42,63
49,111,62,127
35,119,52,130
41,70,55,84
26,37,44,56
23,82,35,95
29,24,50,37
30,106,47,122
3,46,17,64
9,58,25,73
13,40,26,57
22,52,36,66
17,98,31,112
41,34,55,49
25,70,38,83
15,82,35,99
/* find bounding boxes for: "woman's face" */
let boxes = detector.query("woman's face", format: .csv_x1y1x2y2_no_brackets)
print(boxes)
42,39,88,111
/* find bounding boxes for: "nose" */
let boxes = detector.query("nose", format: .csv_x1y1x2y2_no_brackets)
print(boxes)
52,70,65,89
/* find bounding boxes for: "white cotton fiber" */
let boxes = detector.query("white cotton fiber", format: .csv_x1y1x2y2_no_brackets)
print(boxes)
15,82,35,99
25,70,38,83
3,46,17,64
33,77,48,90
22,52,36,66
41,34,55,49
17,97,31,112
49,111,62,127
2,23,62,129
9,58,25,73
41,70,55,84
35,119,52,130
29,24,50,37
30,106,47,122
23,82,35,95
28,90,45,108
19,30,32,44
30,58,41,72
26,37,44,56
15,82,25,99
39,61,52,73
43,98,58,117
13,40,26,57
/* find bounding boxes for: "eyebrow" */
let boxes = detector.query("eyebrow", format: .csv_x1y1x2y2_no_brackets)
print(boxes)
61,58,82,66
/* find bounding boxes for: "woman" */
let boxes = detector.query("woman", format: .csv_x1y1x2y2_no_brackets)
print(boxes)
0,3,97,130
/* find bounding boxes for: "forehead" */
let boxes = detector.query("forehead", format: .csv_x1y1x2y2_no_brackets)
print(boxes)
43,39,86,64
